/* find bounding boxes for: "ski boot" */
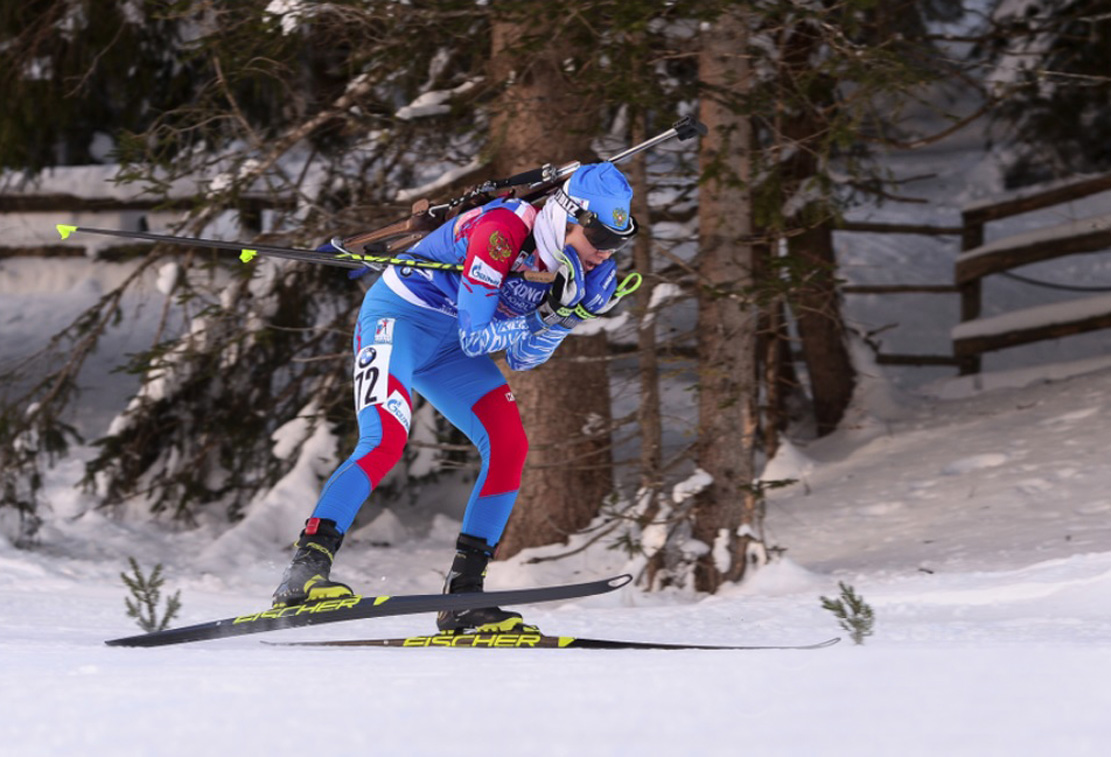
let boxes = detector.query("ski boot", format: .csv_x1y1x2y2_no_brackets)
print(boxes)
436,534,539,635
272,518,355,608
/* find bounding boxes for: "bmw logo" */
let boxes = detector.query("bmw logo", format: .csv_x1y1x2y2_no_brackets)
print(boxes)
357,346,377,368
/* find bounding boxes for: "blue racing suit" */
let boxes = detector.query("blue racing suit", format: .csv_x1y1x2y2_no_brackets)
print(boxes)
309,197,571,547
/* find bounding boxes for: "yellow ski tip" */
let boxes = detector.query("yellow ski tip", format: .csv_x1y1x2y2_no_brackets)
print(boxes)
239,249,258,263
56,224,78,240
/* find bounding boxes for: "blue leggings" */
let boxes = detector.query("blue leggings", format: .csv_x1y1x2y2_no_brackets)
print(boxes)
310,284,528,546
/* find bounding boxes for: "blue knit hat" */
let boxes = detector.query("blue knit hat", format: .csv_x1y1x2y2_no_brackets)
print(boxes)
559,163,634,233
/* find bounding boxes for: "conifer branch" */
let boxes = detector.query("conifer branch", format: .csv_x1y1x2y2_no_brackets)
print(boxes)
820,582,875,645
121,557,182,633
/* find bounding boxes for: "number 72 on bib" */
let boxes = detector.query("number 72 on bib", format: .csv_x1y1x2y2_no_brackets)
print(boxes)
354,344,391,413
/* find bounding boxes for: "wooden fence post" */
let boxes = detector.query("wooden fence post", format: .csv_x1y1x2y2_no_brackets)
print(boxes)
958,210,984,375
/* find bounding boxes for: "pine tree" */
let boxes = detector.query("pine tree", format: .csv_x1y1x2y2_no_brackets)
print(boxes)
120,557,182,633
2,1,495,524
980,0,1111,184
821,581,875,645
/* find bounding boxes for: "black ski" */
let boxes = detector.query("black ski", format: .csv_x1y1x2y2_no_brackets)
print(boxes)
105,574,632,648
266,634,842,651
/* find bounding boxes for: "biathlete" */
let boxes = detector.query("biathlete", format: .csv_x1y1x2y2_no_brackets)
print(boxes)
272,162,639,634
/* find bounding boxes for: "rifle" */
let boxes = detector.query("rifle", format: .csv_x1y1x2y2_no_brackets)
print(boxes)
334,115,707,257
56,116,707,276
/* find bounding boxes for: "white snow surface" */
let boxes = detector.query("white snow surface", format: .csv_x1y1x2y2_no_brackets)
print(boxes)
4,355,1111,755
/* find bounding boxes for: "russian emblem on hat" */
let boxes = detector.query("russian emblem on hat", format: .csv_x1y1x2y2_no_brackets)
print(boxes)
565,163,634,231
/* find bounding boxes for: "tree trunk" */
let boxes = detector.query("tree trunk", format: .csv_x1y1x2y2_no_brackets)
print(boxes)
756,239,811,459
628,114,668,588
789,222,855,435
488,19,614,559
629,117,663,497
778,22,857,436
691,8,762,593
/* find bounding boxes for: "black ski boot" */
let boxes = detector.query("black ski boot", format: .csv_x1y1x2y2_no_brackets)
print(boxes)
436,535,538,634
272,518,355,608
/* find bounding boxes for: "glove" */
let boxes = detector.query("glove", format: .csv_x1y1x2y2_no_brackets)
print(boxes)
529,246,586,330
573,262,643,323
576,259,618,317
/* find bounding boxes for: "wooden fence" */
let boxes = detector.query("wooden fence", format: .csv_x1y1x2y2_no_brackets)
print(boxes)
953,173,1111,374
839,172,1111,375
837,220,963,368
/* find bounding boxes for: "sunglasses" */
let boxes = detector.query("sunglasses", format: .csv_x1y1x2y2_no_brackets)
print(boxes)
573,208,638,252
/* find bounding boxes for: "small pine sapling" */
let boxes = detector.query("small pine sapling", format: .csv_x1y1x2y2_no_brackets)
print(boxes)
121,557,182,632
820,581,875,645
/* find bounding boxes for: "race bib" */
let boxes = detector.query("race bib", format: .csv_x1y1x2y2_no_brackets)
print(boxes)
353,344,391,413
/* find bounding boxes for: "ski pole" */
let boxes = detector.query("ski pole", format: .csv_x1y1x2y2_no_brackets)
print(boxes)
56,224,364,269
53,224,556,281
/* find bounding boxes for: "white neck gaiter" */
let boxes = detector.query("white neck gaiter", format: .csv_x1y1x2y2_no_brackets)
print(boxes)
532,198,568,272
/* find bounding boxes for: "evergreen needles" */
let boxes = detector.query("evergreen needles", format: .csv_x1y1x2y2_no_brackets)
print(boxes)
121,557,182,632
820,582,875,645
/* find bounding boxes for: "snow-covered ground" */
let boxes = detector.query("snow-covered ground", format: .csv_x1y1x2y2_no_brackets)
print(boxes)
5,354,1111,756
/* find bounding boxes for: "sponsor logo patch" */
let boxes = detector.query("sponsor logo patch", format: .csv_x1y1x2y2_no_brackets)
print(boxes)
497,278,546,316
383,389,411,432
233,596,363,622
467,257,504,288
357,346,377,368
374,317,395,344
401,633,544,647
